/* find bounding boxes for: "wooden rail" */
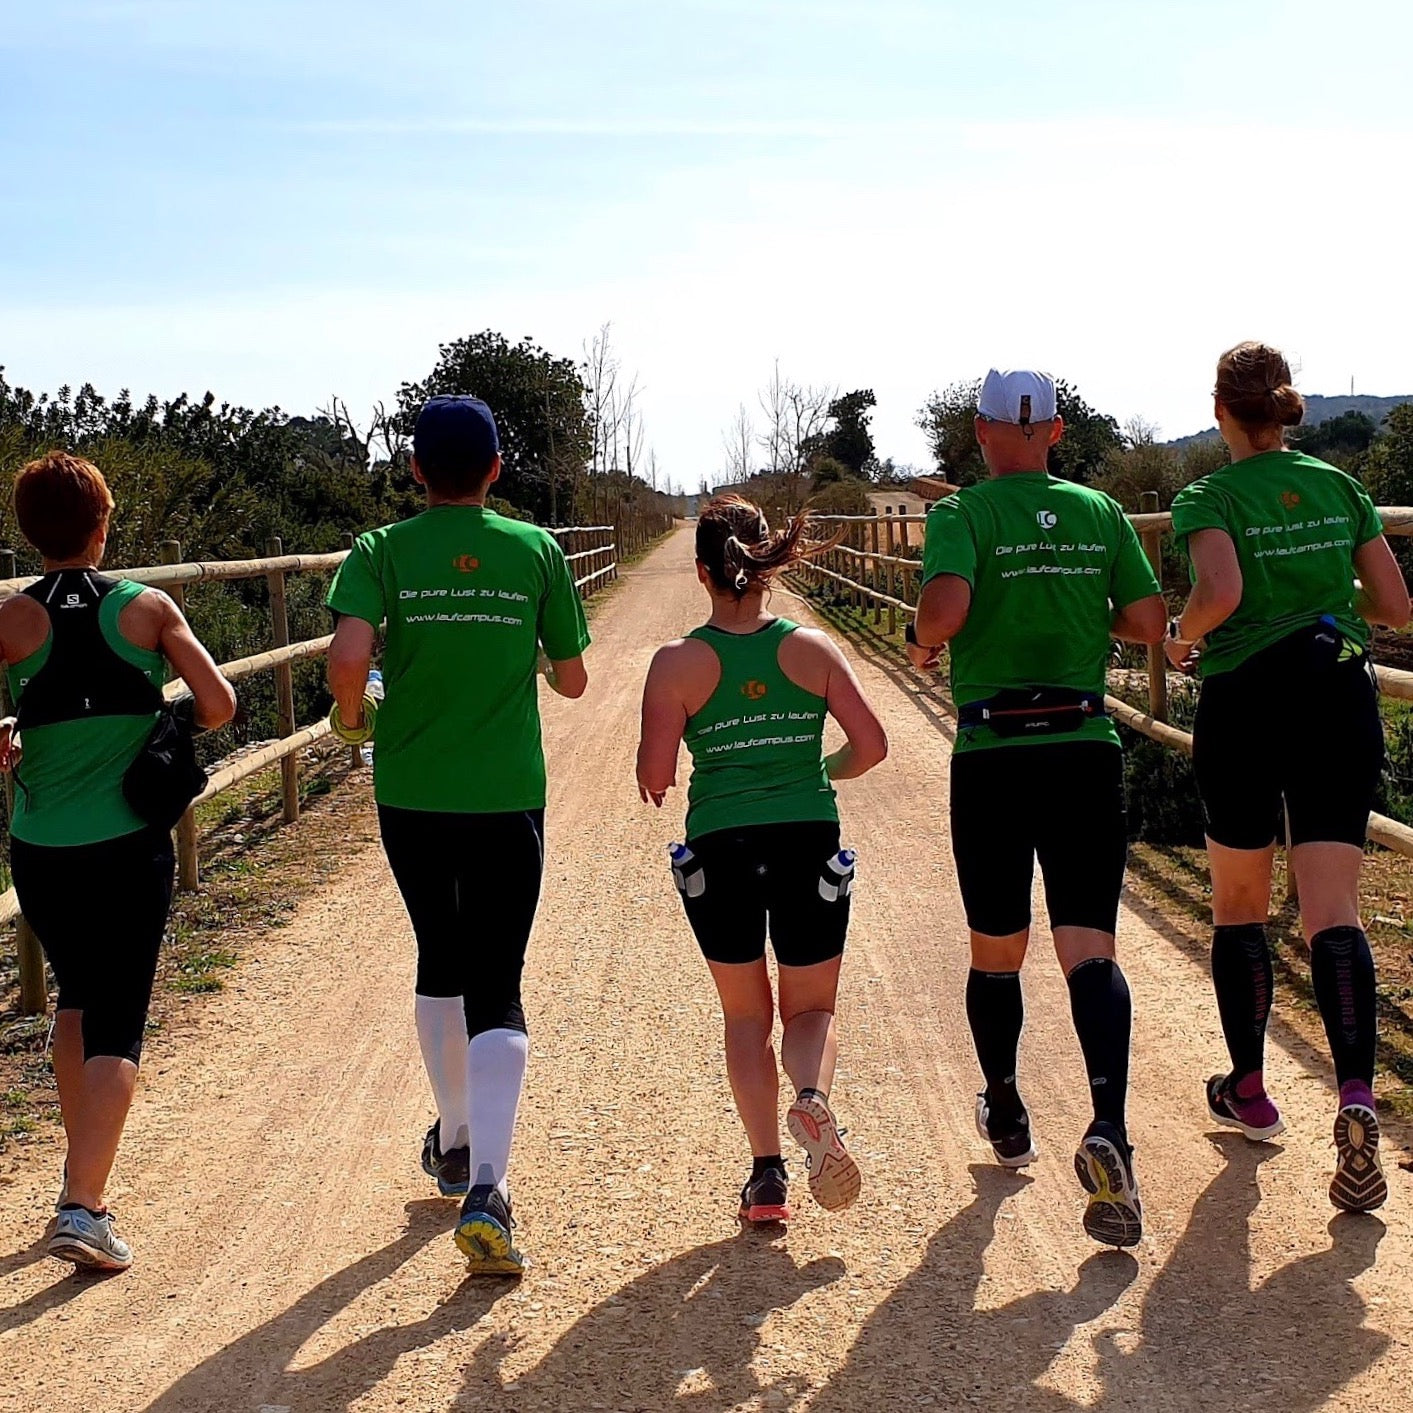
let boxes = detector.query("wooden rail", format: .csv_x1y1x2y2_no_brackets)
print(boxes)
789,504,1413,862
2,512,671,1013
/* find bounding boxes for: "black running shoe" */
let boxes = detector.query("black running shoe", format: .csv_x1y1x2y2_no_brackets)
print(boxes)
1074,1120,1143,1249
455,1173,524,1276
739,1163,791,1225
975,1091,1038,1167
420,1121,470,1198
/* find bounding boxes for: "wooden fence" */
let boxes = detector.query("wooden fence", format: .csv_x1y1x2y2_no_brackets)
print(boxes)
789,494,1413,860
1,510,672,1015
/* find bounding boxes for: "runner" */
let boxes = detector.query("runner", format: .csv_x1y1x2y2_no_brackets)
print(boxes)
636,495,887,1226
325,395,589,1275
0,451,236,1273
1167,341,1409,1213
906,369,1166,1249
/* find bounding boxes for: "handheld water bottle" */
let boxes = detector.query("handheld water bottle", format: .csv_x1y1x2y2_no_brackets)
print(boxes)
361,670,385,766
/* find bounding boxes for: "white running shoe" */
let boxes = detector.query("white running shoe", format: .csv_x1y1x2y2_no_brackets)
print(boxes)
787,1093,862,1212
48,1207,133,1273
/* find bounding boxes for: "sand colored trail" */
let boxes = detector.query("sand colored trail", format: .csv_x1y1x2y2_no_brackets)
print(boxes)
1,525,1410,1412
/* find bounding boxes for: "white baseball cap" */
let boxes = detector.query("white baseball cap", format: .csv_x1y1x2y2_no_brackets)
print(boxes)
978,369,1057,425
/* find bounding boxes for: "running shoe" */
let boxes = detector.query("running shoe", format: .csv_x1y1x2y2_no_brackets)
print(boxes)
421,1121,470,1198
974,1091,1039,1167
48,1207,133,1273
1330,1103,1388,1214
1205,1074,1285,1142
739,1163,791,1225
454,1178,524,1276
787,1093,862,1211
1075,1121,1143,1249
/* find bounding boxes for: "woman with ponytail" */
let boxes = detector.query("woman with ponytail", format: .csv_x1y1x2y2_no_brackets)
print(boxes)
1168,342,1409,1212
636,496,887,1225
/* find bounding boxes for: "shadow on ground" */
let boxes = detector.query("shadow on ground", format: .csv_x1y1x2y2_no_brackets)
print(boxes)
142,1199,510,1412
448,1154,1387,1411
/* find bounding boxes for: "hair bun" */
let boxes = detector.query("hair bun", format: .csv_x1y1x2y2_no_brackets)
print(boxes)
1269,384,1305,427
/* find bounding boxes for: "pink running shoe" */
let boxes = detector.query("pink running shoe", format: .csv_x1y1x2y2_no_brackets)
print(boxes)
1206,1074,1285,1141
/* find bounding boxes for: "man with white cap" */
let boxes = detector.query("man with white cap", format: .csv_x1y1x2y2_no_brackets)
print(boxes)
906,369,1165,1248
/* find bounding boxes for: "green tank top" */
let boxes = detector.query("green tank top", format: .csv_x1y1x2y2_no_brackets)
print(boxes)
8,575,168,847
682,618,837,839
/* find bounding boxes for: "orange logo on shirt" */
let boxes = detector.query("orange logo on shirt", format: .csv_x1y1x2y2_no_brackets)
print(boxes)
1280,491,1301,510
454,555,481,573
742,680,768,701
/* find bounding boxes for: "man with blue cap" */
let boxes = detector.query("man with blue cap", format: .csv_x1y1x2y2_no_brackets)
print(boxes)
326,394,590,1275
905,369,1165,1248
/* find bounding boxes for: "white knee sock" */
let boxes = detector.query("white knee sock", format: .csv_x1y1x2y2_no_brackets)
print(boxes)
414,994,469,1151
466,1027,529,1196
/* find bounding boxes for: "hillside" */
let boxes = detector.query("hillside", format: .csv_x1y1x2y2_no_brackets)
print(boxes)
1167,392,1411,448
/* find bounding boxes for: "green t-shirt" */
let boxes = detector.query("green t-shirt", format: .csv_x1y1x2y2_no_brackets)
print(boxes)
682,619,838,839
921,473,1160,753
1170,450,1382,678
327,505,590,813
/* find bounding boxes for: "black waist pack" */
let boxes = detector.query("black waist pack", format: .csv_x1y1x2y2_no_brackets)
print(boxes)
959,687,1109,738
1237,615,1356,679
123,695,208,831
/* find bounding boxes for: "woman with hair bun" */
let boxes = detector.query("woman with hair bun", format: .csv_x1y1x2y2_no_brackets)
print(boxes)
1168,342,1410,1212
636,496,887,1225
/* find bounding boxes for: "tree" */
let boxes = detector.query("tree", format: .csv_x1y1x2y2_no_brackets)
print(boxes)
821,389,877,475
722,403,755,484
1364,403,1413,506
396,331,590,523
1047,380,1122,483
809,477,872,516
1293,410,1379,470
809,455,853,491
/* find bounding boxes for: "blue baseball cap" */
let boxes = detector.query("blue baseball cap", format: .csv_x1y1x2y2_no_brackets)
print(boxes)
413,395,500,476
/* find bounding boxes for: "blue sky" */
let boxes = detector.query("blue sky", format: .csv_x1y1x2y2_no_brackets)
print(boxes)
2,0,1410,489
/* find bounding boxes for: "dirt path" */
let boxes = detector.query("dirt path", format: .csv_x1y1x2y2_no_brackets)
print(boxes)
1,525,1410,1412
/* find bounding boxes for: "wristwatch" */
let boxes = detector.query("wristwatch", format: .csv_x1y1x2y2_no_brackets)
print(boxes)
1168,618,1194,645
905,622,932,648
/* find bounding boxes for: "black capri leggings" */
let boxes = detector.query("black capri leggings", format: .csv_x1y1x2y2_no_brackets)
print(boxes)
10,827,176,1064
378,805,545,1037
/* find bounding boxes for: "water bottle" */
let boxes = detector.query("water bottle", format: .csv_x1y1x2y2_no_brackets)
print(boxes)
361,670,385,766
819,848,857,903
669,842,706,899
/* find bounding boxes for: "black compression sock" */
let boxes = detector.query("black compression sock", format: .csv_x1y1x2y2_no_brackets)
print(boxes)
1066,957,1132,1132
751,1154,785,1180
1211,923,1274,1084
966,969,1024,1121
1310,926,1377,1088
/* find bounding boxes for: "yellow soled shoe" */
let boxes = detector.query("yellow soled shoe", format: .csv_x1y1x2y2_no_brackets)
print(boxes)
1330,1104,1388,1214
1074,1121,1143,1249
454,1178,525,1277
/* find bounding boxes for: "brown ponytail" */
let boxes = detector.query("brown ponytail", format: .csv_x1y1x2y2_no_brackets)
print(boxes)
695,495,839,598
1215,341,1305,435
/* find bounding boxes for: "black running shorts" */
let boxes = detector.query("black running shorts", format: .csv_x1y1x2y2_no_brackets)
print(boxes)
9,826,175,1064
1193,652,1383,850
675,821,852,968
950,740,1127,938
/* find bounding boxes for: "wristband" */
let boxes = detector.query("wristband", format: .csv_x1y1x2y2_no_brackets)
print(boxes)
329,694,378,746
905,622,937,649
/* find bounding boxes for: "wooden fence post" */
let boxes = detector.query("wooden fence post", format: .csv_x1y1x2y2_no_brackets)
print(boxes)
341,533,361,770
884,517,897,636
161,540,203,891
0,549,48,1015
265,536,300,824
870,518,882,625
1139,491,1169,723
